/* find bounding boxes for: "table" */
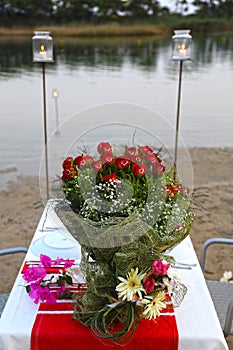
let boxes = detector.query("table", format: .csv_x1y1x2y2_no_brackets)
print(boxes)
0,201,229,350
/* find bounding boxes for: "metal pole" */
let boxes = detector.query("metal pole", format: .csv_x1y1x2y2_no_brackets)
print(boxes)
42,62,49,201
174,59,183,180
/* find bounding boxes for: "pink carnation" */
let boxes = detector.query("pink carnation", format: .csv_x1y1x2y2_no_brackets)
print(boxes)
152,260,170,276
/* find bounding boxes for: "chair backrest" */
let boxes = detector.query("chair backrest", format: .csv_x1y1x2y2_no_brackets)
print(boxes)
200,238,233,271
0,247,28,317
0,247,28,256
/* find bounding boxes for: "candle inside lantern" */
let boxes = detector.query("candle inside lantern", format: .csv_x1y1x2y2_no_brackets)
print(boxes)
178,43,187,57
39,44,47,59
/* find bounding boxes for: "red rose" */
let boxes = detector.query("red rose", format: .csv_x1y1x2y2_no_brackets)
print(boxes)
166,183,185,199
153,163,165,176
130,154,142,164
115,157,131,170
178,184,190,198
101,154,114,166
73,155,86,168
132,163,148,177
62,157,73,169
92,160,102,172
124,147,136,158
138,145,153,155
143,274,155,292
97,142,112,155
102,172,118,185
145,152,161,165
62,166,78,180
84,155,94,165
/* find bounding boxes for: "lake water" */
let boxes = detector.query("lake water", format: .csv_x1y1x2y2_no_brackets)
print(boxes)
0,33,233,184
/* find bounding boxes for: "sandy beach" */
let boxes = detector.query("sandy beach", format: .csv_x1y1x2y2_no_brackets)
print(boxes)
0,147,233,347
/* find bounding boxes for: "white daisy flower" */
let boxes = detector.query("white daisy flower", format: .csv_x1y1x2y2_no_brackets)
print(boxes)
116,268,146,302
142,291,166,320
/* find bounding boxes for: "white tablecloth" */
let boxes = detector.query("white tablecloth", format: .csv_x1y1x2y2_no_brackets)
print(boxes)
0,202,229,350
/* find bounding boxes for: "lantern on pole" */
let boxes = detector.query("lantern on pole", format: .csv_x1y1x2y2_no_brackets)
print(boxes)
32,32,54,201
172,29,192,179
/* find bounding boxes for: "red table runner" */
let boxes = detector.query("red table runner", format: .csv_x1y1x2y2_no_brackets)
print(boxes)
31,294,178,350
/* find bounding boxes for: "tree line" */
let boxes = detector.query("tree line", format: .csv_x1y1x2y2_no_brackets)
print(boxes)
0,0,232,25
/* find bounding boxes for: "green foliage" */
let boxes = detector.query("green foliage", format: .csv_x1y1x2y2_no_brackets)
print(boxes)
0,0,232,28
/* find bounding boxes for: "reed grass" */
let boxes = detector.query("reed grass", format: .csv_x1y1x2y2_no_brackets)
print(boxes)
34,24,170,38
0,18,232,38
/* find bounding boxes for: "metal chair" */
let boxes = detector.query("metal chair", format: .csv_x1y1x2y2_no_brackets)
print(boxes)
0,247,28,317
200,238,233,337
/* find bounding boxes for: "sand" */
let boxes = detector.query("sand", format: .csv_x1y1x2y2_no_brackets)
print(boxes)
0,147,233,347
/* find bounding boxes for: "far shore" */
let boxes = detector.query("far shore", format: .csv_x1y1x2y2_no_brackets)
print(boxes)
0,21,233,39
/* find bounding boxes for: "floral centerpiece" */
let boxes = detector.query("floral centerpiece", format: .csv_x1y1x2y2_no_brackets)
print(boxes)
56,141,194,342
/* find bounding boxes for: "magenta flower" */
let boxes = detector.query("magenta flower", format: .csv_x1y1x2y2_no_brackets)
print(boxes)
152,260,170,276
53,257,65,265
23,266,46,283
28,283,42,304
44,290,57,305
23,255,74,305
143,275,155,292
40,254,52,268
64,260,74,268
29,283,57,304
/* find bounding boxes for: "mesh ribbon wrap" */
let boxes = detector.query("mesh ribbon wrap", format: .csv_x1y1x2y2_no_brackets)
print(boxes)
54,195,193,327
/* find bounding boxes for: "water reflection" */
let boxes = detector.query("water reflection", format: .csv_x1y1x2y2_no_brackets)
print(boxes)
54,36,164,72
0,33,232,78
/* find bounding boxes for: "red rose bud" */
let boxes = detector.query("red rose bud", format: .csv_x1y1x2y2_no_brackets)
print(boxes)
62,167,78,180
130,154,142,164
182,186,190,197
62,157,73,169
124,147,137,158
178,184,190,198
166,181,189,198
143,274,155,292
84,155,94,165
166,183,189,199
132,163,148,177
138,145,153,155
101,154,114,166
92,160,102,172
115,157,131,170
153,163,165,176
97,142,112,155
102,172,118,185
145,152,160,165
74,155,86,169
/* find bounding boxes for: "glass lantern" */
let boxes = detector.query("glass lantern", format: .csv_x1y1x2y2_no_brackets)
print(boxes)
172,30,192,61
32,31,53,63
